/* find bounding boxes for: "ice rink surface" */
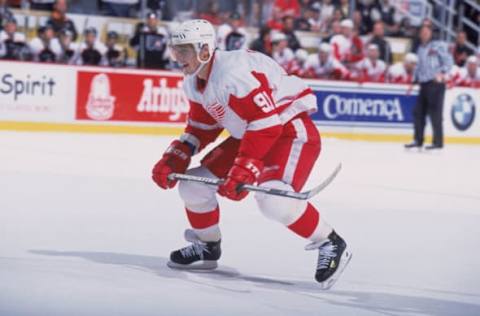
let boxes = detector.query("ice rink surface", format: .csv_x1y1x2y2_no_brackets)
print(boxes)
1,131,479,316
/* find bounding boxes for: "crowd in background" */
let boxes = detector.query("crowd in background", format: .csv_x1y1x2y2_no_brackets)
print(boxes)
0,0,479,87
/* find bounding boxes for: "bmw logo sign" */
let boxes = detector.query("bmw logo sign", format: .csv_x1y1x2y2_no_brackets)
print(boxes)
451,93,476,131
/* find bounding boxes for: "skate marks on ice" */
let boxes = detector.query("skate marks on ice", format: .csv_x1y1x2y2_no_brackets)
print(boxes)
30,250,480,316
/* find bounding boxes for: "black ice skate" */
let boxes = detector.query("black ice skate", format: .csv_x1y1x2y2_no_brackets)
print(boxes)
306,230,352,290
167,229,221,270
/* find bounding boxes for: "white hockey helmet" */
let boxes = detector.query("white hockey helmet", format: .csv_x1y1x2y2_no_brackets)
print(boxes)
319,43,331,53
466,55,477,65
271,31,287,43
170,19,216,64
404,53,418,64
295,49,309,62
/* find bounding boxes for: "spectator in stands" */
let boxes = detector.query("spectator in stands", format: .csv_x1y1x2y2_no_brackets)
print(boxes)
353,44,386,82
387,52,417,84
395,17,417,39
356,0,376,35
323,20,341,43
372,0,400,36
0,17,30,60
0,0,13,31
273,0,300,19
331,7,345,24
46,0,78,41
369,21,392,64
129,11,169,69
101,0,139,17
455,56,480,88
30,0,55,11
266,4,284,31
29,24,61,62
352,10,368,36
146,0,169,20
338,0,350,19
249,25,272,56
318,0,335,32
304,43,350,80
295,3,321,32
105,30,128,67
217,12,249,51
330,19,363,66
452,31,474,67
198,0,223,25
77,27,107,66
281,15,301,51
54,28,77,64
271,31,294,70
284,48,309,76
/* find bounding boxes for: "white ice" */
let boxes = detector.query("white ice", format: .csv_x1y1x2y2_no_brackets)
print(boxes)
1,131,479,316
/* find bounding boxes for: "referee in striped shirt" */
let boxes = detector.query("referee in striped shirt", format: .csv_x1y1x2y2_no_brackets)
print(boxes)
405,25,453,150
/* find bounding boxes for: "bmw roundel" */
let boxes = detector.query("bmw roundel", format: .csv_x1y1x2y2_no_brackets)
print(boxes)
451,93,476,131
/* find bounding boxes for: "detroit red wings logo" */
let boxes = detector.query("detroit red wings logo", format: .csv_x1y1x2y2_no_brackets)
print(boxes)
205,102,225,122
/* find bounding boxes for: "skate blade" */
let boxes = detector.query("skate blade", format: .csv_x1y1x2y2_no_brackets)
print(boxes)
320,248,352,290
167,260,218,271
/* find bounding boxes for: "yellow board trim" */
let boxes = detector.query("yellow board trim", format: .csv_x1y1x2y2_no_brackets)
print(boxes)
1,121,479,144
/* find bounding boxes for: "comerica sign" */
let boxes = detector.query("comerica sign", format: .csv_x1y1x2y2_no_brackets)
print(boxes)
322,94,404,121
309,81,417,126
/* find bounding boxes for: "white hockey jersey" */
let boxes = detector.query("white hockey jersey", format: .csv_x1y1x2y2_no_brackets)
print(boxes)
272,47,295,70
180,49,317,160
386,62,415,84
455,66,480,87
304,54,350,79
353,57,387,82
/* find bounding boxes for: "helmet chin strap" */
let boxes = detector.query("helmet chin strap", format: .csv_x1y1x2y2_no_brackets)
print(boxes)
186,60,208,78
185,44,214,78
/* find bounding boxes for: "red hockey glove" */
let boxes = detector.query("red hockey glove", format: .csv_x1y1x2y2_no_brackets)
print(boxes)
218,157,263,201
152,140,192,189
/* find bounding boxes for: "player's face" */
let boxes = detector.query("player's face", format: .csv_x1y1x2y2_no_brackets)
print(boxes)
341,26,352,37
368,48,379,60
171,44,200,75
319,51,329,63
467,62,477,76
405,62,416,72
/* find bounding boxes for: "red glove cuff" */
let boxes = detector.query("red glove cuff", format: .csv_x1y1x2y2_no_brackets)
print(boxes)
231,157,263,181
163,140,192,162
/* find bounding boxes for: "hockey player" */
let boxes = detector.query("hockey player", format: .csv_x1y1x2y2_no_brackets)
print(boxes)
455,56,480,88
353,44,387,83
386,52,417,84
284,48,309,77
304,43,350,80
151,19,351,289
329,19,364,66
271,31,294,71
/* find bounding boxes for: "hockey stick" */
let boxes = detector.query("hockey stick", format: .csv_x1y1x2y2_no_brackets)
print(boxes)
168,163,342,200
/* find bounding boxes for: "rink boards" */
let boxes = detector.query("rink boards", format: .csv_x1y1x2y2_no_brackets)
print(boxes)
0,60,479,144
